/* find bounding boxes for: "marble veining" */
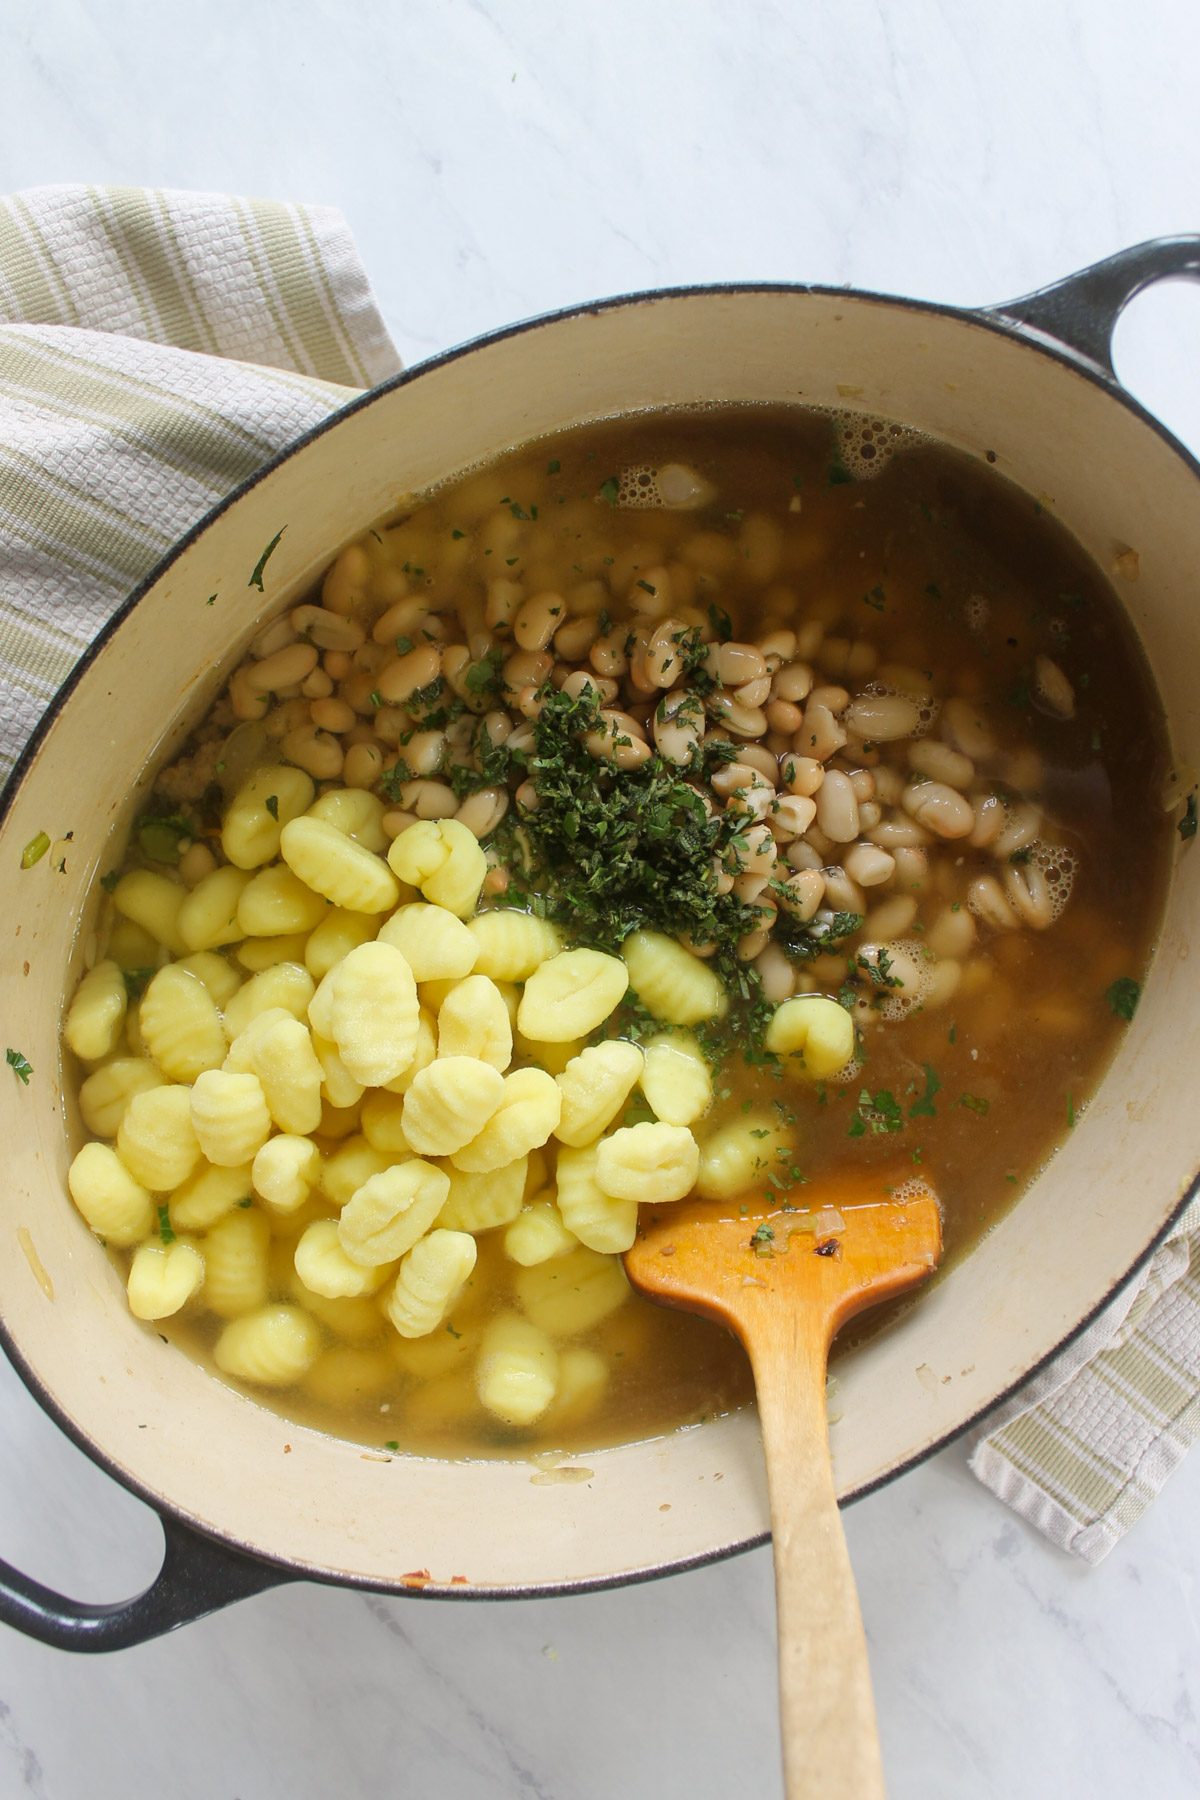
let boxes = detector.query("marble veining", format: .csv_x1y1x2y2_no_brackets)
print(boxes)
3,0,1200,1793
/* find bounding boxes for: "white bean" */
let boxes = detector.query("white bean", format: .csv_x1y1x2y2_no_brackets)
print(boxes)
772,661,814,704
778,869,826,921
770,794,817,839
909,738,974,790
863,895,917,942
969,791,1006,847
280,725,343,780
968,874,1019,930
868,811,931,849
251,617,299,659
842,843,895,888
941,696,997,760
455,786,510,838
291,605,365,653
709,694,768,738
754,941,796,1002
843,693,921,741
798,703,846,763
781,754,825,797
1003,861,1054,929
902,780,974,840
1033,654,1075,720
926,903,976,960
244,643,319,697
815,769,860,843
821,866,865,913
991,800,1042,860
653,690,705,764
514,593,567,652
890,846,929,893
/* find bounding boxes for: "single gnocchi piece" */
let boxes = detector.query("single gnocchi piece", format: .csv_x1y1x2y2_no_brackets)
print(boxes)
306,786,389,854
503,1198,578,1266
117,1085,201,1190
169,1160,254,1231
304,907,378,980
176,865,254,951
338,1158,450,1266
127,1240,205,1320
176,951,242,1008
235,932,310,973
436,1157,529,1233
139,964,226,1081
640,1033,713,1126
381,1004,437,1096
67,1141,154,1244
221,766,314,870
621,930,728,1026
554,1040,644,1147
401,1057,506,1157
556,1143,638,1253
252,1134,321,1214
79,1057,166,1139
287,1274,382,1344
359,1088,412,1156
378,903,479,982
316,941,420,1087
294,1218,393,1299
387,818,487,918
515,1245,629,1336
434,975,513,1071
214,1304,321,1385
111,869,187,955
476,1313,558,1426
450,1068,562,1173
595,1121,699,1205
237,864,329,937
202,1207,271,1317
385,1229,478,1339
517,948,629,1043
249,1015,323,1134
764,994,856,1080
319,1135,400,1208
696,1116,793,1202
63,960,128,1062
311,1032,365,1109
279,815,400,915
189,1069,272,1167
220,957,314,1044
466,910,561,981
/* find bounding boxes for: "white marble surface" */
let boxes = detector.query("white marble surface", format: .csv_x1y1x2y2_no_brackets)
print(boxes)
4,1,1200,1794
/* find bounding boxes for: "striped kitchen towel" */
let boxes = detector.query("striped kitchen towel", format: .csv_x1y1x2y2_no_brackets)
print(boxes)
1,182,1197,1562
0,182,398,778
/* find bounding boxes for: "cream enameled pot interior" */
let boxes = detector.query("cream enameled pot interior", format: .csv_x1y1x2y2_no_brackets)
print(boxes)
1,289,1196,1593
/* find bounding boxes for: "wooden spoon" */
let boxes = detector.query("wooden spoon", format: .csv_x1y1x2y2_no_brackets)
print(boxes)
624,1173,941,1800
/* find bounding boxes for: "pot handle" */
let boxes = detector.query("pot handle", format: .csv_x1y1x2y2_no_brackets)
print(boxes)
0,1511,297,1653
987,236,1200,379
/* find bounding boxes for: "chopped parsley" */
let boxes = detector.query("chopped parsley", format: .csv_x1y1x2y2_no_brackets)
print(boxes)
122,968,157,1001
264,795,279,821
100,869,121,893
134,809,194,865
5,1048,32,1085
248,528,285,591
1180,795,1198,842
908,1063,941,1120
599,476,619,507
383,1440,399,1453
1105,977,1141,1021
958,1093,990,1116
157,1205,176,1245
848,1089,904,1137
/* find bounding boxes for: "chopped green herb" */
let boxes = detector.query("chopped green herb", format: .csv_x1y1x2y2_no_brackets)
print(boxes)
707,602,733,642
828,463,853,486
1067,1090,1075,1128
248,528,285,591
236,1198,253,1208
369,690,383,710
599,476,619,507
1180,795,1198,842
948,1023,956,1045
924,582,941,599
157,1205,176,1245
446,1323,462,1339
1008,670,1031,710
205,594,217,606
394,636,415,656
959,1093,990,1116
135,810,194,865
451,528,466,540
908,1063,941,1120
849,1088,904,1137
509,502,531,520
636,579,657,596
379,759,414,802
547,459,561,475
264,795,279,821
6,1048,32,1085
751,1222,775,1255
1105,977,1141,1021
383,1440,399,1453
1008,845,1032,865
100,869,121,893
20,832,50,870
122,968,157,1001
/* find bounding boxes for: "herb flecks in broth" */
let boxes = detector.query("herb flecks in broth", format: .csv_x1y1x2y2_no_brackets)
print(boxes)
62,406,1172,1459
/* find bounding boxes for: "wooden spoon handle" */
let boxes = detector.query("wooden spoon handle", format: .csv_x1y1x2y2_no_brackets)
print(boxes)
752,1327,886,1800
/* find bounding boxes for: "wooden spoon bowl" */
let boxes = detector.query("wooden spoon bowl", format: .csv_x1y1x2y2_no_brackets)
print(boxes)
624,1175,942,1800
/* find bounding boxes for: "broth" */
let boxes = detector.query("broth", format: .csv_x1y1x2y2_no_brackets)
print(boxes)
62,405,1173,1458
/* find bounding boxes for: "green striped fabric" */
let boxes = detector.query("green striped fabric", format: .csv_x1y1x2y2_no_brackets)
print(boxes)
2,184,1196,1562
0,182,399,777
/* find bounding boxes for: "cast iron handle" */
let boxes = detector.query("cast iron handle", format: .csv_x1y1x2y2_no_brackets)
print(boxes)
987,235,1200,380
0,1511,296,1653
